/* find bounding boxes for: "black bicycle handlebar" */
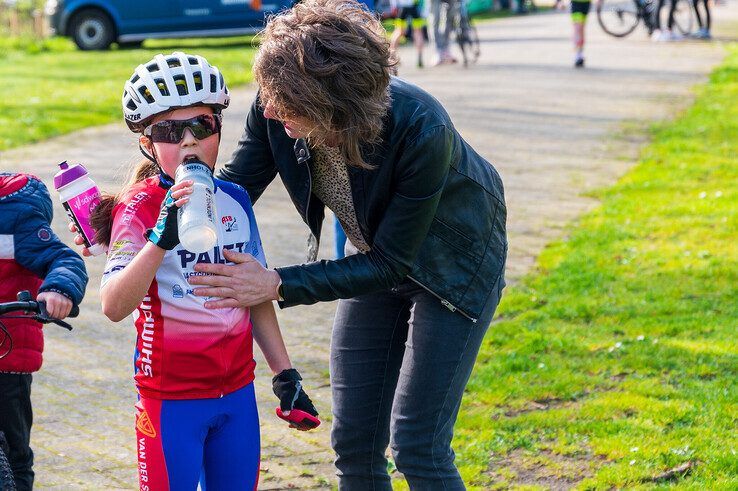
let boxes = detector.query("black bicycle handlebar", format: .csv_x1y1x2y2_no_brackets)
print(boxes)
0,291,78,331
0,301,79,318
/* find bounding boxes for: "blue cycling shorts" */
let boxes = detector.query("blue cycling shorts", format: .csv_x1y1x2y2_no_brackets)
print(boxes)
135,383,260,490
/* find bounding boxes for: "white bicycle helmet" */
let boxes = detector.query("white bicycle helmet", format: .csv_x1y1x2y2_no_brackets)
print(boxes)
122,52,230,132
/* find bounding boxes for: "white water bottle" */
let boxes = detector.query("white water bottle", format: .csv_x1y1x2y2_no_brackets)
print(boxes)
53,161,106,256
175,160,218,253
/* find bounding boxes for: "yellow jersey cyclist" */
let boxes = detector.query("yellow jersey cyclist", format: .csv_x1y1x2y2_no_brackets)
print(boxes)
571,0,592,67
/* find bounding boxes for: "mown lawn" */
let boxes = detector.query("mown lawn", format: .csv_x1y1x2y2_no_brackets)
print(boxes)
1,10,521,152
452,46,738,489
0,36,258,151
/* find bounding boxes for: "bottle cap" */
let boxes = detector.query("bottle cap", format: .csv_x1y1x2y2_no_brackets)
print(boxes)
53,161,89,190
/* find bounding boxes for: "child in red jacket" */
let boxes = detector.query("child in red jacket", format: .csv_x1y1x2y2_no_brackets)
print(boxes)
0,173,87,490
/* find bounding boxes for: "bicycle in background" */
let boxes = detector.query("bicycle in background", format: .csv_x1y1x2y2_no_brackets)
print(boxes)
0,291,76,491
596,0,693,37
450,0,481,66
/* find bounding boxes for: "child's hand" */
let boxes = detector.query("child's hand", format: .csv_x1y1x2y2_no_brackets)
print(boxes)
68,222,92,257
170,179,194,208
272,368,321,431
146,180,192,251
37,291,73,319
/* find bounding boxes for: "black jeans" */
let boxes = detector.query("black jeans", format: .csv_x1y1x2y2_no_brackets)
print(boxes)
330,277,503,490
0,373,34,491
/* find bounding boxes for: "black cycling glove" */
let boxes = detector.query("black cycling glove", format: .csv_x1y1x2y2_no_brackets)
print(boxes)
272,368,320,430
146,189,180,250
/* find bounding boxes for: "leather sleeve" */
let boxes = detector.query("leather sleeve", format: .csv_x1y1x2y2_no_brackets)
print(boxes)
217,94,279,204
276,125,454,307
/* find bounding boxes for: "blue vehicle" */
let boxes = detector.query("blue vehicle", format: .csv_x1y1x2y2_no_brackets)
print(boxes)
45,0,293,50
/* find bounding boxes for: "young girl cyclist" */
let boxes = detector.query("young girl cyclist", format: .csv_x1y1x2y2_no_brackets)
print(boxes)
88,52,319,490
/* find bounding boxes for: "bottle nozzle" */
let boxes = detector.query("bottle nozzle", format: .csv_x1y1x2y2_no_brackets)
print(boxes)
58,161,69,170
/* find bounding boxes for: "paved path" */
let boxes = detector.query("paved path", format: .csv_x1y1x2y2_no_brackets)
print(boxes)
1,3,736,488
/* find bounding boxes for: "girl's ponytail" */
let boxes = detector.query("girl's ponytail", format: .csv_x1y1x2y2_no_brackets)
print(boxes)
91,159,159,246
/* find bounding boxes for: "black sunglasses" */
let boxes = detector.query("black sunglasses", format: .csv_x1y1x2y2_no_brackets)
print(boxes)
144,114,221,144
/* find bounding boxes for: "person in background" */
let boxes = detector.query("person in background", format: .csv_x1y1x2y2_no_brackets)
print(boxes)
334,216,347,259
570,0,591,67
389,0,427,68
651,0,681,41
428,0,459,65
691,0,711,39
0,172,88,491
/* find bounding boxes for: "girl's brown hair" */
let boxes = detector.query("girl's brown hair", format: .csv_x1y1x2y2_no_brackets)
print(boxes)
90,158,159,246
253,0,395,169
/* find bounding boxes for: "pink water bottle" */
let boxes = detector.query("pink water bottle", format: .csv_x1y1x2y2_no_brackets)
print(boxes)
53,161,106,256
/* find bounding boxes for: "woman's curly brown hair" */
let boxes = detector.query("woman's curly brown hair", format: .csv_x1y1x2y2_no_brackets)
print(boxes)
254,0,396,169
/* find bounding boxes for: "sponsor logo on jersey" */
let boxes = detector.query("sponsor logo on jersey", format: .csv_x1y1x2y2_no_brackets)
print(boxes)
176,242,248,268
222,215,238,232
121,192,150,224
172,285,184,298
138,296,156,378
103,264,126,276
111,239,132,252
136,409,157,438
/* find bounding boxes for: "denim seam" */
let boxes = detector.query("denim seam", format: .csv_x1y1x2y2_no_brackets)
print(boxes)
430,322,474,489
369,302,408,490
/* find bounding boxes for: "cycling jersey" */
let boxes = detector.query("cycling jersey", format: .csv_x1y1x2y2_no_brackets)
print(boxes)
102,175,266,400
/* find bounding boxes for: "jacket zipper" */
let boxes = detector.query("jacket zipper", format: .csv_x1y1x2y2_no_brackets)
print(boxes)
294,140,313,226
408,276,478,323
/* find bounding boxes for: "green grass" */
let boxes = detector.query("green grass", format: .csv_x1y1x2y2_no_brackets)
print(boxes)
2,7,524,151
0,36,258,151
454,46,738,489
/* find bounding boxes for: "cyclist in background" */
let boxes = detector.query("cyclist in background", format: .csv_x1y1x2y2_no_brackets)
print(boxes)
390,0,427,68
0,173,88,491
691,0,711,38
428,0,459,64
651,0,681,40
571,0,592,67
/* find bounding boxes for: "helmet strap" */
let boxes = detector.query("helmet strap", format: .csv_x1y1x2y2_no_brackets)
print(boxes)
139,141,175,187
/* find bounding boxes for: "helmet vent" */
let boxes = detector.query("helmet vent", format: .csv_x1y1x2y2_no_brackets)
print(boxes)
138,86,155,104
193,72,203,91
146,63,159,73
167,58,181,68
154,79,170,96
126,100,138,110
188,56,199,65
210,74,217,93
173,75,189,96
131,74,140,84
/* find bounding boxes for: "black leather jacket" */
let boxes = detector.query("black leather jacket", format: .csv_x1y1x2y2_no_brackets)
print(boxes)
218,78,507,321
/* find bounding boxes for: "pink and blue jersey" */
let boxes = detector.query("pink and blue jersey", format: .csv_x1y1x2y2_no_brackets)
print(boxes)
103,175,265,489
102,175,266,400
